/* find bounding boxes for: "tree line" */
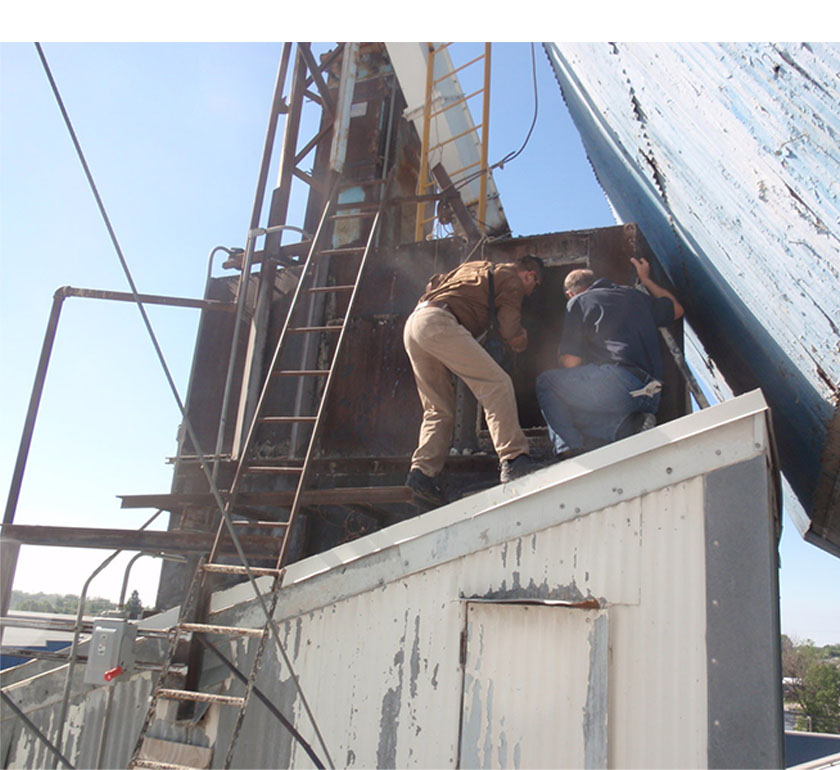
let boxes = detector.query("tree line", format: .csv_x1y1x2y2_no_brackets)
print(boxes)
783,635,840,734
9,590,144,619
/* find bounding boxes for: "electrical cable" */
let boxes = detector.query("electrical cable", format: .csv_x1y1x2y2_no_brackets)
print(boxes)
449,42,540,196
34,43,335,769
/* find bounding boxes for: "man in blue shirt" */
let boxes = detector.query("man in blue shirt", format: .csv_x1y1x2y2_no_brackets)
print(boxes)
536,257,684,459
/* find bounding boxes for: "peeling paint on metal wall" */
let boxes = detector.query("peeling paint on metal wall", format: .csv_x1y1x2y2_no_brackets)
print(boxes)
229,480,708,768
2,397,779,768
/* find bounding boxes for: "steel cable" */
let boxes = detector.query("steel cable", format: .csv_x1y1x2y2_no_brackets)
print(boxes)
34,43,334,768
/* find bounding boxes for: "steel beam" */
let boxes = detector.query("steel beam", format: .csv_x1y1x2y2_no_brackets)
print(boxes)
0,525,283,557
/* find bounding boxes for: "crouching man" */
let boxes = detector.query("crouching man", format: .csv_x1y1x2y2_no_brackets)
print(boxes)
537,257,684,460
404,256,544,505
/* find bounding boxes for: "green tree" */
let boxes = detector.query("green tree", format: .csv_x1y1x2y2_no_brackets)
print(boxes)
783,635,840,734
125,590,143,620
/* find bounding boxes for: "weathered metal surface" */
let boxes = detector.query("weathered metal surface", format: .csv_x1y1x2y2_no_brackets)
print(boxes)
460,602,608,768
0,525,284,557
544,42,840,553
1,392,782,769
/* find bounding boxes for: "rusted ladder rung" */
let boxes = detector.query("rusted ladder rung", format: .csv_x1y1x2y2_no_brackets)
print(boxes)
318,246,366,255
179,622,264,638
307,285,354,293
132,759,199,770
156,689,245,707
244,464,303,473
273,370,330,377
202,563,284,576
259,416,317,423
286,326,342,334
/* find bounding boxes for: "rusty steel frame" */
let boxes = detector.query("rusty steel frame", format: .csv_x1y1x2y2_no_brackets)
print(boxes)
0,285,235,623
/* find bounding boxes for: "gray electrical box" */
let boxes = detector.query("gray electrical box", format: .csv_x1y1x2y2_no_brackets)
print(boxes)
84,617,137,685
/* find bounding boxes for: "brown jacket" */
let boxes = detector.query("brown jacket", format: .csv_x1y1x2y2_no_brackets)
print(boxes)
420,261,526,341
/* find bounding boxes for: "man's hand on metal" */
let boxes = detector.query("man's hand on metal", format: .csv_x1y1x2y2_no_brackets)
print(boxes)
630,256,651,282
508,329,528,353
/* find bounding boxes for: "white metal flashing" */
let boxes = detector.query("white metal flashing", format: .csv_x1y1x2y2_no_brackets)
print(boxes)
207,390,775,620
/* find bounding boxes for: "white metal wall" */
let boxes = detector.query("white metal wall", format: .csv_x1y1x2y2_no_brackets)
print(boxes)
1,393,779,769
225,476,709,769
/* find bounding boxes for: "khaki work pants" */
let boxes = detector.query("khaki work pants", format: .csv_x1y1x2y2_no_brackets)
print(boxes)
403,305,529,477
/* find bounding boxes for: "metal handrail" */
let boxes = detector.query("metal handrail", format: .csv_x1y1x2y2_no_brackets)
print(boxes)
53,509,164,764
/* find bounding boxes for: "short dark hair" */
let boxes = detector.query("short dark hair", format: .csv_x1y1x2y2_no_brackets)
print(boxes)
516,254,544,280
564,268,596,294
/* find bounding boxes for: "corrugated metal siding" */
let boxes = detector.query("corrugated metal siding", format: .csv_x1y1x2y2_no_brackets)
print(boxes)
460,602,608,768
2,395,779,769
611,478,708,768
544,42,839,538
223,478,707,769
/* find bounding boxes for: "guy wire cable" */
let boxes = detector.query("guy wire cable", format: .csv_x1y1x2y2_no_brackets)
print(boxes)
33,43,334,768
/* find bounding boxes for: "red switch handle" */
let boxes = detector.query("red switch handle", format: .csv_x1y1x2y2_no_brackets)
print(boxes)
104,666,123,681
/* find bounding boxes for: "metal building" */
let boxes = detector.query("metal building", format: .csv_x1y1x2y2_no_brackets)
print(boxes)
1,391,783,768
4,40,831,768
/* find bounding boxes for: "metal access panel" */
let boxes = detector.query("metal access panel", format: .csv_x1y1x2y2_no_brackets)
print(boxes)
459,602,608,769
83,617,137,685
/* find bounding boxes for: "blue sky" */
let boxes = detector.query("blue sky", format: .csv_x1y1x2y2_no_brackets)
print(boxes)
1,42,837,644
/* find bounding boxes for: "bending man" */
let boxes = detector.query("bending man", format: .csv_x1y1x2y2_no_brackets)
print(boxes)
404,256,544,505
536,257,684,459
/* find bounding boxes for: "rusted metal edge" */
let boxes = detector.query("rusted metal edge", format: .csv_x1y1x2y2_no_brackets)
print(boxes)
57,286,235,311
118,486,415,511
462,597,604,610
0,525,282,557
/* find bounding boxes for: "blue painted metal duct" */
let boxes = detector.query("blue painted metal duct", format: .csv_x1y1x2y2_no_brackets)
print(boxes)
544,42,839,554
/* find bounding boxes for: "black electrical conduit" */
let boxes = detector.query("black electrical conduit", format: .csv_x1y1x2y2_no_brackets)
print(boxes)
34,43,334,769
197,636,325,769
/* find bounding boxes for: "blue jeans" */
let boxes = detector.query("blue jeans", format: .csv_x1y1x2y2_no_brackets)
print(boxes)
536,364,660,454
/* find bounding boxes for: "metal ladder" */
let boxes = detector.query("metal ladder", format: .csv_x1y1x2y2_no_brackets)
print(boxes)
129,184,385,769
415,42,492,241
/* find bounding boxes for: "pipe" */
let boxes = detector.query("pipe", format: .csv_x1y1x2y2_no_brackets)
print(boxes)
118,552,186,610
53,510,164,766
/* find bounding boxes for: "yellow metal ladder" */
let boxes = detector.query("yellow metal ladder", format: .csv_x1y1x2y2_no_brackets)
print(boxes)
415,43,492,241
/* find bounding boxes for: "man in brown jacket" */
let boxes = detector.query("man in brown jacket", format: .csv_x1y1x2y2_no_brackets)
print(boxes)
403,255,544,505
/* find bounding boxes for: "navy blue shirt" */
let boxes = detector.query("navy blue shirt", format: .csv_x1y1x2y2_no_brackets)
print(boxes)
558,278,675,379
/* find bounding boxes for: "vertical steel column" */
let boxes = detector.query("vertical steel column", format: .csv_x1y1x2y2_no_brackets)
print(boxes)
1,290,66,627
265,47,308,253
249,43,292,234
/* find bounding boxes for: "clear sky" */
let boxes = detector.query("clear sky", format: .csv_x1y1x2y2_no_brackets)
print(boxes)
1,41,838,644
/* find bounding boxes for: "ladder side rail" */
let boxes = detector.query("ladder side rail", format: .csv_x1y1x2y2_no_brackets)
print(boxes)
415,42,437,241
222,580,281,768
194,634,326,770
249,43,293,233
206,184,340,564
128,558,207,768
276,201,384,568
478,43,491,232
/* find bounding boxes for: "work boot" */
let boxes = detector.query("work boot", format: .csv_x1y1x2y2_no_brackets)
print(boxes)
499,454,541,483
615,411,657,440
406,468,447,506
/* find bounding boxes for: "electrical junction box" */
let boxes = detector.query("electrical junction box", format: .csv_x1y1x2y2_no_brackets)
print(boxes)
83,617,137,685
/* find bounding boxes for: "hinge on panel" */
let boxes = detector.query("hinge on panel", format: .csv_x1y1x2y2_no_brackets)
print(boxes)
459,628,467,667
